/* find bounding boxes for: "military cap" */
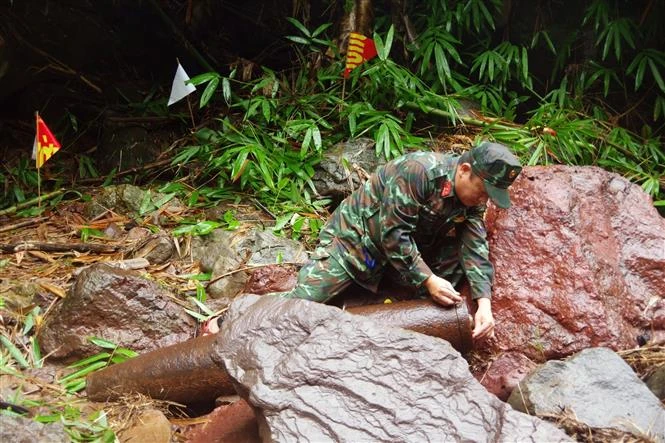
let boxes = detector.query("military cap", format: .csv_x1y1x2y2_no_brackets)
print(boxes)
469,142,522,209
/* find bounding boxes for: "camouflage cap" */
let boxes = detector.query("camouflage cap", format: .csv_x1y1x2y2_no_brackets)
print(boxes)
469,142,522,209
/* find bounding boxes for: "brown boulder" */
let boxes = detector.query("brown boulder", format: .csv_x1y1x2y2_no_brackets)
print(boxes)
39,264,196,361
485,165,665,361
243,264,298,294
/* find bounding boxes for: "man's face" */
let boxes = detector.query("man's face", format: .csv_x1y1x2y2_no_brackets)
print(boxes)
455,163,489,207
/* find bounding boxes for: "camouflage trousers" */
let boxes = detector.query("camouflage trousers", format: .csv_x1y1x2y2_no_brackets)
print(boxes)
281,240,465,303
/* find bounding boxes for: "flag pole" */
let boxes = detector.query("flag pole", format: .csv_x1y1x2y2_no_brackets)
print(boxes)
340,78,347,122
35,111,42,207
186,95,196,131
175,57,196,130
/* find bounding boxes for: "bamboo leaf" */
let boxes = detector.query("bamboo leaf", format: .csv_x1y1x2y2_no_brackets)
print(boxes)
200,77,219,108
222,77,231,103
285,17,311,38
67,353,112,369
88,337,120,350
648,59,665,93
0,334,29,368
60,360,108,383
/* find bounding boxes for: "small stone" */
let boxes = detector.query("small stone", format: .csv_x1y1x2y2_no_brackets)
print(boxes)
120,409,171,443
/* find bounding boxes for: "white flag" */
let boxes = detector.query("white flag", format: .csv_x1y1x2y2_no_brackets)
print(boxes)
32,135,37,160
168,62,196,106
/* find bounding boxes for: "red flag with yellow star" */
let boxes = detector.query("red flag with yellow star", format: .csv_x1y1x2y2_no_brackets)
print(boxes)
34,114,61,168
343,32,378,78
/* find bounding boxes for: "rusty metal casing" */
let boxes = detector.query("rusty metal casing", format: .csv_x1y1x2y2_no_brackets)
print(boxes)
86,299,473,404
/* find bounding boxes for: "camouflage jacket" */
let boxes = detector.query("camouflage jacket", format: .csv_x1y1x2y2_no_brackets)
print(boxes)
317,151,493,300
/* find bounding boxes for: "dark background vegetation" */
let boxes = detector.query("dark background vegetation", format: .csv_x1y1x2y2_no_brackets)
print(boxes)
1,0,663,215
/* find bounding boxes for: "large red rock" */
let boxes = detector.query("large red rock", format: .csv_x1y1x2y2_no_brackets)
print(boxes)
485,165,665,360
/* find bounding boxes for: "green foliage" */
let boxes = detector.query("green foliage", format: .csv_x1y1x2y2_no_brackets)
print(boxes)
627,49,665,93
412,24,463,90
59,337,138,393
79,227,105,242
184,294,215,322
8,1,663,215
1,319,117,442
173,5,662,207
0,158,39,209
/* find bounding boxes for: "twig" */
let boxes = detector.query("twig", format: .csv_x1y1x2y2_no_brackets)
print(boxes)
75,159,174,185
0,217,48,233
251,198,276,220
0,242,118,254
15,33,102,94
146,0,216,72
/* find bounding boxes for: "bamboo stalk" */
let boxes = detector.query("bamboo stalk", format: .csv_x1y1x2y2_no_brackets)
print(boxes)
0,189,64,217
403,101,518,131
0,217,48,233
0,242,118,253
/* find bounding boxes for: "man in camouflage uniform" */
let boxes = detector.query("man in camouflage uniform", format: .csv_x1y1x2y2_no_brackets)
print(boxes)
284,141,522,341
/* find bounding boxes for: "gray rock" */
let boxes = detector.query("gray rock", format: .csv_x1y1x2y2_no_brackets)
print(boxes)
214,295,571,443
312,138,384,201
508,347,665,441
1,282,40,311
0,415,68,443
84,184,183,219
38,264,196,361
191,228,307,299
131,233,175,264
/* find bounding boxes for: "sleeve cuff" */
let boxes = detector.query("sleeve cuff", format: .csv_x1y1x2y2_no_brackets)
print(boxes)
408,258,432,287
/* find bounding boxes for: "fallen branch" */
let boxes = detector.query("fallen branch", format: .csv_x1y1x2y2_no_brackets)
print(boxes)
0,242,118,254
0,217,49,233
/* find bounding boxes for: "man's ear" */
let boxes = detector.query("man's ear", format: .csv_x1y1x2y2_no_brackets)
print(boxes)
458,162,472,174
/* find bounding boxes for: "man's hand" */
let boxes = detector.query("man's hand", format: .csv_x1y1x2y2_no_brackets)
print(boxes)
472,297,495,340
424,274,463,306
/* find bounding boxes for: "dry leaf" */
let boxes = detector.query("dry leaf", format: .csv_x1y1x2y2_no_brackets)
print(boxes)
37,222,49,242
38,281,66,298
28,250,56,262
172,236,181,257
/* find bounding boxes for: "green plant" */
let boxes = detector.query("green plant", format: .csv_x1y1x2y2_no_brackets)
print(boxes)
59,337,138,393
79,227,105,242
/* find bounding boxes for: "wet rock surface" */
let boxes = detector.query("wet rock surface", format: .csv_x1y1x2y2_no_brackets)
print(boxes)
479,352,538,401
0,415,69,443
38,264,196,360
508,347,665,441
214,295,570,442
486,166,665,360
243,264,298,294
